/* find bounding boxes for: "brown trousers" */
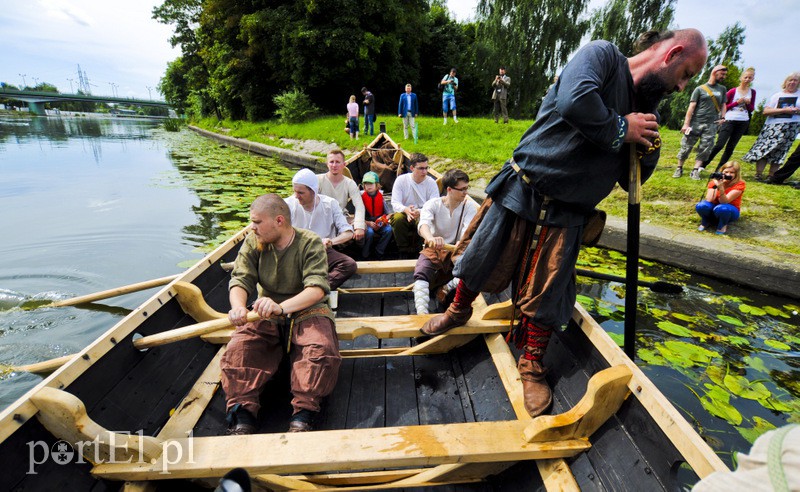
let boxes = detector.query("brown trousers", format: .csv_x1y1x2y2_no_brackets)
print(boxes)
221,316,341,417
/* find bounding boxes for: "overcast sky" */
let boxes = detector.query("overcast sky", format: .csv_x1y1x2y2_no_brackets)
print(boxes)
0,0,793,103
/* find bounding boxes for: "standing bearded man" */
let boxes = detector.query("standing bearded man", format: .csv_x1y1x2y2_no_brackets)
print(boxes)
421,29,708,417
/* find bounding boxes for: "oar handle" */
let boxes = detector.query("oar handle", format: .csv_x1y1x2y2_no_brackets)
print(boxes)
424,241,457,252
132,312,261,350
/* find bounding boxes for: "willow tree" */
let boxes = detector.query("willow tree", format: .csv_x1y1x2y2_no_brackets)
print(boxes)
589,0,675,56
476,0,590,118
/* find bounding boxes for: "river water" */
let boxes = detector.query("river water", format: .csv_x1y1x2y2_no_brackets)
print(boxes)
0,116,797,469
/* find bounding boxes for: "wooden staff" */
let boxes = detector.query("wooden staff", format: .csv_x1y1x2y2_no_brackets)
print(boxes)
624,145,641,359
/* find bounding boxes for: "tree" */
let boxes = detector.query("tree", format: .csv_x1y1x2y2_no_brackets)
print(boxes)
706,22,746,72
589,0,675,56
476,0,590,117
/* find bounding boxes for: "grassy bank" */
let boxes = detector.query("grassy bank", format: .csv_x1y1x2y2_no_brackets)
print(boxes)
196,115,800,256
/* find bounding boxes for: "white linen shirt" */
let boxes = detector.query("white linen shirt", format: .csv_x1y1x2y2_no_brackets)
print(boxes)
390,173,439,212
285,193,353,241
418,196,479,244
317,174,366,230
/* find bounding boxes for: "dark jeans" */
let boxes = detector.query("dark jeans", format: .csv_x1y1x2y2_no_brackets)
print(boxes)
364,114,375,135
771,145,800,183
702,120,749,171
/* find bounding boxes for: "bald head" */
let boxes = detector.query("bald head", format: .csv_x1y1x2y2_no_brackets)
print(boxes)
628,27,707,109
251,193,291,227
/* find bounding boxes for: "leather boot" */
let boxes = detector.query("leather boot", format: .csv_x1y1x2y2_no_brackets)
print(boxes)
420,303,472,335
518,357,552,417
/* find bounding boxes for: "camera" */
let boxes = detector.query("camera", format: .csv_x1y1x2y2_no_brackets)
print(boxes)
710,172,732,180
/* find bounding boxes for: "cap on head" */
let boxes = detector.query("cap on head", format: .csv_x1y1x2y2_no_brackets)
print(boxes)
362,171,380,184
292,168,319,195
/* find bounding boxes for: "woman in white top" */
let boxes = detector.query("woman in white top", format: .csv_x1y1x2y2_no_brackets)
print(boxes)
743,72,800,180
346,95,359,140
703,67,756,171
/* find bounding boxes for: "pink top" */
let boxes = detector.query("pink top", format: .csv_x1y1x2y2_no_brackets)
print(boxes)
347,102,359,117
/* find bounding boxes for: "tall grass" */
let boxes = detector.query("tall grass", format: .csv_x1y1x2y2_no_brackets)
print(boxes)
195,115,800,256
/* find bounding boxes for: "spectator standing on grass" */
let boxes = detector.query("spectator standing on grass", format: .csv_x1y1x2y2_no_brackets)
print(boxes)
673,65,727,180
702,67,756,172
362,87,375,136
743,72,800,181
397,83,419,140
441,68,459,125
346,95,359,140
492,67,511,124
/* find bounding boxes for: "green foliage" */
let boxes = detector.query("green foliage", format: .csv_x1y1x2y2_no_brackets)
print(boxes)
706,22,746,71
163,118,183,132
748,99,767,136
477,0,590,117
272,90,319,124
589,0,675,57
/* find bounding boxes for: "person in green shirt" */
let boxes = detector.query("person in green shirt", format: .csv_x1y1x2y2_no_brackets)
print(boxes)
221,194,341,435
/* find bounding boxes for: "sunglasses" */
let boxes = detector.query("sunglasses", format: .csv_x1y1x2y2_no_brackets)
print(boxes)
450,186,469,192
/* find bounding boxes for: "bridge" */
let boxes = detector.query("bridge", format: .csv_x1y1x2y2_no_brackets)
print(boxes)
0,89,171,116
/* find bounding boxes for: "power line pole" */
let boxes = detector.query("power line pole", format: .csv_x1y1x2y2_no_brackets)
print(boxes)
67,78,75,93
18,73,27,88
31,77,39,88
146,86,152,100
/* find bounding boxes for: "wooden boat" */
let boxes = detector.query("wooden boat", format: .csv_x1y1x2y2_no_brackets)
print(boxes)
0,227,728,490
346,133,443,192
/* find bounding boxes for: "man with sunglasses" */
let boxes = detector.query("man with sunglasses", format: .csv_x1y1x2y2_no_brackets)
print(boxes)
413,169,478,315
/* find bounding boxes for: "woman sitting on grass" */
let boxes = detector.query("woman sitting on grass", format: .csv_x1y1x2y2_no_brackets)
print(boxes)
696,161,746,235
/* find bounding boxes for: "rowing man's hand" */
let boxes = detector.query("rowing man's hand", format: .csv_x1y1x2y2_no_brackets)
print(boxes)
624,112,659,147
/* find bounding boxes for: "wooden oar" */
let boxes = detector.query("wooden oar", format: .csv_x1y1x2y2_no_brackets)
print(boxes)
27,275,181,309
624,145,641,359
9,312,259,375
26,262,235,310
576,269,683,294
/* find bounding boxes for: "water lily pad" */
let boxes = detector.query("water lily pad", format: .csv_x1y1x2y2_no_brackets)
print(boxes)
727,336,750,348
736,416,777,444
657,321,694,337
656,340,720,368
671,313,695,323
607,332,624,347
576,294,595,307
764,339,791,351
738,304,767,316
716,314,745,327
705,365,725,386
637,348,666,365
760,397,792,413
723,373,771,400
700,384,743,425
764,306,790,318
743,355,769,374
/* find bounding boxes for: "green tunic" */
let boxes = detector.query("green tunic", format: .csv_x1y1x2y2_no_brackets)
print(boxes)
229,227,333,322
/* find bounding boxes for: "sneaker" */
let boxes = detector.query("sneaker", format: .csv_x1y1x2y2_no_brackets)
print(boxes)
672,167,683,178
690,169,701,180
453,117,458,123
755,173,764,182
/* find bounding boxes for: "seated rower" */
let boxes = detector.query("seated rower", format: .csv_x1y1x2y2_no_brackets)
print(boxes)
286,168,357,295
317,149,366,244
221,194,341,435
390,153,440,257
414,169,478,314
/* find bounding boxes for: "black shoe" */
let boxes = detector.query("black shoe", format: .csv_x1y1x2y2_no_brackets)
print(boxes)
226,423,256,435
288,409,317,432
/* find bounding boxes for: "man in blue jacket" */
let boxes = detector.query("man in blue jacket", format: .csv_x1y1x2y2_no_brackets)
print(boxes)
397,84,419,140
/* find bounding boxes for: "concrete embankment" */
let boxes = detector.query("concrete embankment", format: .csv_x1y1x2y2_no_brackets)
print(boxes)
189,125,800,300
